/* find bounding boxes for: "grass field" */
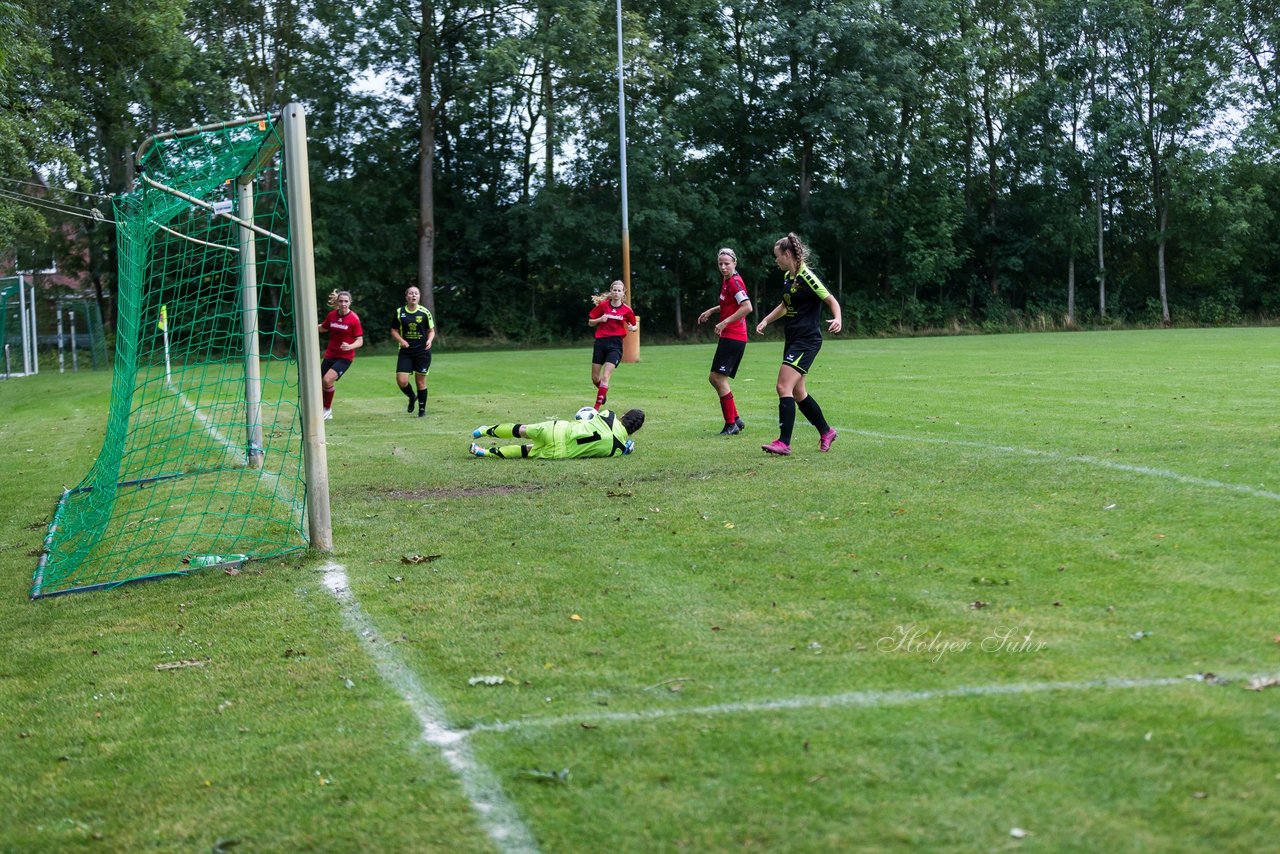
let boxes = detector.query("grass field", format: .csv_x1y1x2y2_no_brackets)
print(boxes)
2,327,1278,852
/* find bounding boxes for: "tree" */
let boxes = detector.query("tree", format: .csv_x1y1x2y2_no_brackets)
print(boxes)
1109,0,1228,324
35,0,239,327
186,0,312,114
0,0,81,251
1220,0,1280,145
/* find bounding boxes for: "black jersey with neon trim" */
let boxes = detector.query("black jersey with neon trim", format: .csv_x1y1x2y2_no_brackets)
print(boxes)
395,305,435,351
780,264,832,344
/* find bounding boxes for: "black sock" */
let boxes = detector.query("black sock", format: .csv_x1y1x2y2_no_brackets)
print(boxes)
418,387,428,406
796,395,829,433
400,383,416,400
778,397,796,445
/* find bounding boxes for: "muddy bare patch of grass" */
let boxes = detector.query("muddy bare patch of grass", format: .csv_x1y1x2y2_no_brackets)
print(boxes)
386,484,544,499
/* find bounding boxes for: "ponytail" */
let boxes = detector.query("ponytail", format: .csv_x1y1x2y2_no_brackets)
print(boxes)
590,280,626,306
774,232,809,265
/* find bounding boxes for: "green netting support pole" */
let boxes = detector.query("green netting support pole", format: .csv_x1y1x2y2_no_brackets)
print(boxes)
236,178,265,470
282,102,333,551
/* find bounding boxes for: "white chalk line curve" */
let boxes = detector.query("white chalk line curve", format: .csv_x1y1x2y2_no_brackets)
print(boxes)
317,426,1273,843
177,388,306,523
321,563,539,853
463,672,1280,737
842,427,1280,502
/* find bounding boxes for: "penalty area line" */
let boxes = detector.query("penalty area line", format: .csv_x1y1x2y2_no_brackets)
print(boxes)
843,428,1280,503
464,672,1280,736
176,389,306,524
320,563,539,854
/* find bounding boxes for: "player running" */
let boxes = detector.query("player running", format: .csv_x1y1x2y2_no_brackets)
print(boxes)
318,290,363,421
755,233,841,456
391,286,435,417
587,280,638,410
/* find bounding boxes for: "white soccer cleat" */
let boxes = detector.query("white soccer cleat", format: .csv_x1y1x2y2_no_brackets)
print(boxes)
469,442,487,457
322,408,333,421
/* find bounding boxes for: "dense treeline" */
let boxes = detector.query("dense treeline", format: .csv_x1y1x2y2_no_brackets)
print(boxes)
3,0,1279,341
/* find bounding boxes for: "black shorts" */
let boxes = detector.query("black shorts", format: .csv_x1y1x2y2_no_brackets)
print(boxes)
321,357,353,379
396,349,432,375
592,336,624,367
781,338,822,375
710,337,746,378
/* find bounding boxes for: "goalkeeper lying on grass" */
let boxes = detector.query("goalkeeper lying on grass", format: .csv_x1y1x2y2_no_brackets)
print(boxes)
470,408,644,459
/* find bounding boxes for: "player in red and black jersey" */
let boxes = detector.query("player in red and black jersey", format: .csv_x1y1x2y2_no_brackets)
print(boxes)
587,279,638,409
755,233,842,456
318,290,363,421
391,286,435,417
698,247,753,435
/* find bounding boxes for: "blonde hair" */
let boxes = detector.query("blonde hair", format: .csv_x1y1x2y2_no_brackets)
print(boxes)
327,289,353,308
590,280,626,306
717,247,737,262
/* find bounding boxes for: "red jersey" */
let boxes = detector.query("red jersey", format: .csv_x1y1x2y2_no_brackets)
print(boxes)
589,300,637,339
717,273,750,342
320,309,363,360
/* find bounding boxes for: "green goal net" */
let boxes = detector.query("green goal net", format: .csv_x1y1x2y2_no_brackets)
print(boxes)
34,107,330,598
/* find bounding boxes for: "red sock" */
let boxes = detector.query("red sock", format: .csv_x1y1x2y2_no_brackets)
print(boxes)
323,387,334,408
719,392,737,424
595,385,608,409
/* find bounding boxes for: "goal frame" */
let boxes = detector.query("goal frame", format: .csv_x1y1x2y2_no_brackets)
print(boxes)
32,103,331,599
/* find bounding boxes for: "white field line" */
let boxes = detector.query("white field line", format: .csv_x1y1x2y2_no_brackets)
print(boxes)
321,563,539,854
843,428,1280,502
177,390,305,525
463,424,1276,738
178,390,248,466
464,672,1280,736
319,424,1275,830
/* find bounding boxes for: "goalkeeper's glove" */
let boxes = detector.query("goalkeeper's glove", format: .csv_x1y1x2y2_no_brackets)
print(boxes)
622,440,634,455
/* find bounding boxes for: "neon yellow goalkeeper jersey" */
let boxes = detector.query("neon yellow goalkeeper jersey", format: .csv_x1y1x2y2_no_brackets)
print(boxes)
525,409,632,458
